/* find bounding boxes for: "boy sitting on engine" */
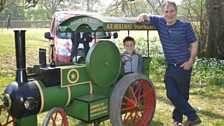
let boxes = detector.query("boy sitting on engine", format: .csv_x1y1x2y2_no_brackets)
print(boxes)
121,36,143,74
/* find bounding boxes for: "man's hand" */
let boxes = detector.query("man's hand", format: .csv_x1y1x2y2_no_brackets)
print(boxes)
137,13,149,23
180,59,194,70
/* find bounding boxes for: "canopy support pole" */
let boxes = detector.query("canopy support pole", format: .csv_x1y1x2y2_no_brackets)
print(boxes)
147,30,149,58
94,32,96,43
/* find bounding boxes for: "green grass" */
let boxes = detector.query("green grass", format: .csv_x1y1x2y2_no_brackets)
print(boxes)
151,82,224,126
0,29,223,125
0,28,49,77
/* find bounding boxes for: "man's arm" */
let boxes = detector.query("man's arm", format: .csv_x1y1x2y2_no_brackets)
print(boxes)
181,41,198,70
189,41,198,62
137,13,150,22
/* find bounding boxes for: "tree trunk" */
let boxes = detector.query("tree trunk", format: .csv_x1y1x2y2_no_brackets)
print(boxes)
206,0,224,59
87,0,90,11
0,0,7,12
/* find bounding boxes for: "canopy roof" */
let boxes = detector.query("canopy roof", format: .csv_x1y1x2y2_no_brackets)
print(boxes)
58,15,157,32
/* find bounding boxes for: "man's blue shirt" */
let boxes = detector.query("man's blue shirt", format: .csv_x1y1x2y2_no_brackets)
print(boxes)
150,15,197,64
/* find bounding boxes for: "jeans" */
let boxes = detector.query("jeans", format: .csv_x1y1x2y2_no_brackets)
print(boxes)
164,64,198,122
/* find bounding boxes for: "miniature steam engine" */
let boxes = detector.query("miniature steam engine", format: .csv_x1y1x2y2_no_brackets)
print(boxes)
0,15,156,126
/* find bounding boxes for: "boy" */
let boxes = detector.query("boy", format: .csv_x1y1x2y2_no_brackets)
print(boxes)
121,36,143,74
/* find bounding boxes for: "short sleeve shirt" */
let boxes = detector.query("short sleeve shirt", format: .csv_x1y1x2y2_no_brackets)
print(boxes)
150,15,197,63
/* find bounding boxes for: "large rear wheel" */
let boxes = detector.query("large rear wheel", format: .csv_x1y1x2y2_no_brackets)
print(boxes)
110,74,156,126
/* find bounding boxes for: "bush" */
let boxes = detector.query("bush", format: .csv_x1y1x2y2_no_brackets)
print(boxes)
116,37,163,57
117,37,165,81
192,58,224,86
149,56,166,82
117,36,224,86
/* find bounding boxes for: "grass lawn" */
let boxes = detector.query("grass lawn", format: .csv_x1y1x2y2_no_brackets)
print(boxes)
0,28,223,125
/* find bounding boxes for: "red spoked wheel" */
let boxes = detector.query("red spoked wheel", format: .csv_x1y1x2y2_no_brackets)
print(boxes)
0,105,14,126
110,74,156,126
42,107,68,126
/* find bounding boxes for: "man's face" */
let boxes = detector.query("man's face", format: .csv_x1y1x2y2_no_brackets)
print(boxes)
124,41,135,54
163,4,177,25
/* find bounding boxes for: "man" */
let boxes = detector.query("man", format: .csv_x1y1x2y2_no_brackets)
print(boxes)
6,15,11,29
137,1,201,126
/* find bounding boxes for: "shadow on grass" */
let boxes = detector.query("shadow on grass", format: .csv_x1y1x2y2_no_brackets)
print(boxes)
156,95,173,106
151,120,164,126
190,86,224,99
191,91,224,100
75,120,164,126
197,109,224,120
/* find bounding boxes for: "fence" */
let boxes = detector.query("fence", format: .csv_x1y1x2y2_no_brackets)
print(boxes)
0,20,51,28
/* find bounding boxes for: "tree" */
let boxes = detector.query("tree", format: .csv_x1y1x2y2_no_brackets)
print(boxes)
0,0,43,19
0,0,7,12
64,0,102,12
0,0,40,12
104,0,152,17
205,0,224,59
25,0,103,20
0,0,25,20
1,0,103,20
0,0,103,13
40,0,64,19
146,0,164,15
180,0,208,57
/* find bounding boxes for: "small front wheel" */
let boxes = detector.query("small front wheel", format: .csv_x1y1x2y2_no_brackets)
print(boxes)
0,113,14,126
110,74,156,126
0,103,14,126
42,107,68,126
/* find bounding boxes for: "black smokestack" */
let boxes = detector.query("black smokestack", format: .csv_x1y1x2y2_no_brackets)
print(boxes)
14,30,27,84
39,48,47,67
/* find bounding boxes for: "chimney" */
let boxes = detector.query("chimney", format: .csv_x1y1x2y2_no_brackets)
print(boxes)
14,30,27,84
